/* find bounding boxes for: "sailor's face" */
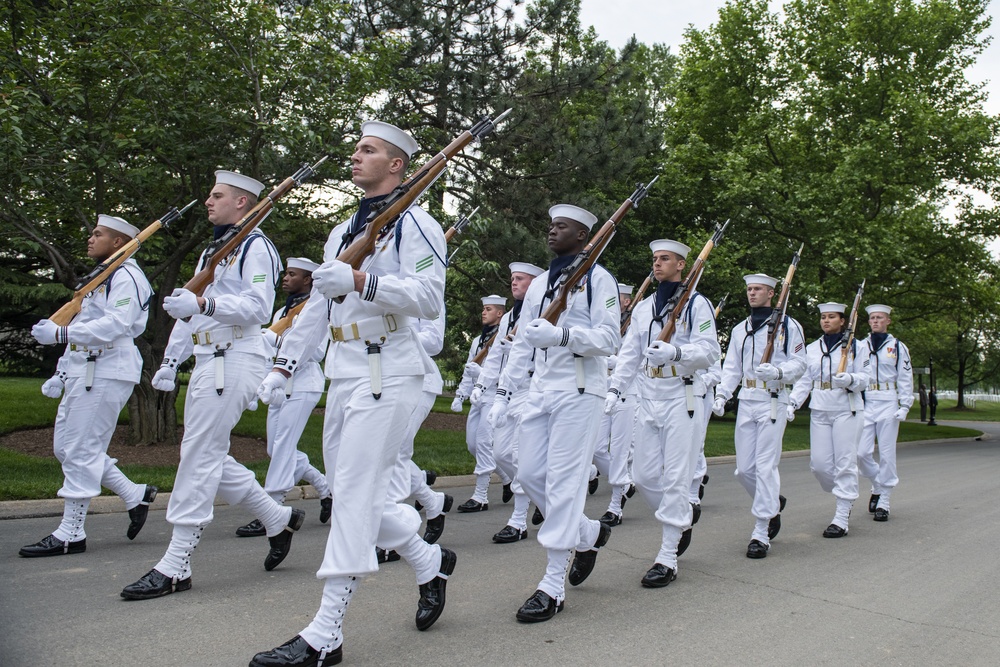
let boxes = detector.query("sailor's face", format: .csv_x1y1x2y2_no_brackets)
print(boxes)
510,272,533,300
547,218,587,255
87,226,124,261
820,311,845,334
205,185,247,227
868,312,890,333
746,284,773,308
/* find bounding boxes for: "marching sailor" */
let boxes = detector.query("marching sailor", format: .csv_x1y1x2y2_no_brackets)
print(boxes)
788,302,870,537
857,304,913,522
712,274,806,559
121,170,301,599
22,215,157,557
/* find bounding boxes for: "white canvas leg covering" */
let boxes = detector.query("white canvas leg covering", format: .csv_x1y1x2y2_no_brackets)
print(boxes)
877,489,891,512
301,463,331,499
52,498,90,542
656,523,683,569
472,473,491,503
508,492,530,531
607,484,625,515
100,457,142,509
300,576,359,653
241,485,292,537
834,498,853,529
155,525,204,579
420,490,446,520
538,548,571,601
267,491,287,505
396,536,441,585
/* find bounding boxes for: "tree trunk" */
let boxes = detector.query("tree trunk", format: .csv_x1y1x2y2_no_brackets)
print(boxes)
956,353,966,409
125,336,179,446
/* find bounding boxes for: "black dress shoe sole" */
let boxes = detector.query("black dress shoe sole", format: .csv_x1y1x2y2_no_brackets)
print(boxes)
641,566,677,588
746,540,769,559
18,539,87,558
515,595,564,623
456,500,488,513
873,509,889,522
822,524,848,538
492,527,528,543
120,576,192,600
236,522,267,537
249,636,342,667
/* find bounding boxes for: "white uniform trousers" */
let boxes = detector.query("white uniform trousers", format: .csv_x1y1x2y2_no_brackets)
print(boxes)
316,374,438,583
633,396,701,568
166,351,286,530
858,399,900,508
465,394,505,502
264,390,328,500
689,391,713,503
517,390,604,600
388,390,446,517
54,376,142,505
734,399,786,543
593,394,636,493
493,390,530,530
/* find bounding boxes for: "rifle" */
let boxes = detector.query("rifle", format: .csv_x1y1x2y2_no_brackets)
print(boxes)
49,200,198,326
444,206,480,244
336,110,510,271
268,295,311,335
183,157,328,296
620,271,654,335
714,292,729,318
838,279,866,415
655,220,730,344
760,243,804,422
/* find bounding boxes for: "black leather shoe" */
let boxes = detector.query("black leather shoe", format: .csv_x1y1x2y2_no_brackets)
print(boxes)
873,508,889,522
626,483,636,498
376,547,400,563
677,528,693,556
599,511,622,527
868,494,880,513
425,470,437,486
423,495,453,545
588,474,600,495
127,485,158,540
319,496,332,524
265,508,305,571
746,539,769,559
415,548,457,631
456,499,488,513
823,523,847,538
120,568,191,599
19,534,86,558
641,563,677,588
691,503,702,525
516,589,563,623
249,635,342,667
568,522,611,586
492,525,528,543
531,507,544,525
768,495,787,540
502,483,513,503
699,474,709,500
237,519,266,537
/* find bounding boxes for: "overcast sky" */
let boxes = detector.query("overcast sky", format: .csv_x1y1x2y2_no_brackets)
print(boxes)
578,0,999,116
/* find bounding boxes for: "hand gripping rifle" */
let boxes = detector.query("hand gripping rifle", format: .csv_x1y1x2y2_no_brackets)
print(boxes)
182,157,328,298
49,200,198,326
838,279,866,414
540,176,658,392
760,243,804,423
620,271,654,335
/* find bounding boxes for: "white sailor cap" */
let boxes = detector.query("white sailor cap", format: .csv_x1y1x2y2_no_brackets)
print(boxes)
744,273,778,288
617,283,633,295
549,204,598,231
818,302,847,314
361,120,420,158
285,257,319,273
866,304,892,315
96,214,139,239
509,262,544,277
649,239,691,259
482,294,506,307
214,170,265,196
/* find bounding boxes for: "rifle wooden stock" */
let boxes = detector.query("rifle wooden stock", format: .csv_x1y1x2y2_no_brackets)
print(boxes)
837,280,866,374
49,201,196,325
760,244,804,365
268,300,308,335
620,271,654,335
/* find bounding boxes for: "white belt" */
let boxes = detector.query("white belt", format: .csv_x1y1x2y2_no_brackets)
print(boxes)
191,325,258,348
329,314,411,343
869,381,897,391
813,380,833,390
646,365,682,379
744,379,782,390
70,337,132,352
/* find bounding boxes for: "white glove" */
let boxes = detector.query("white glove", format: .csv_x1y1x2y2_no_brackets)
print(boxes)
495,336,513,353
894,407,909,422
755,363,781,382
603,391,621,415
262,329,279,350
644,341,681,366
312,260,356,299
257,371,288,405
464,362,482,380
487,398,509,428
151,366,177,392
41,375,65,398
31,319,62,346
606,355,617,371
246,398,259,412
832,372,852,389
470,385,484,405
450,396,465,412
786,405,796,422
712,396,726,416
523,318,564,349
163,288,202,320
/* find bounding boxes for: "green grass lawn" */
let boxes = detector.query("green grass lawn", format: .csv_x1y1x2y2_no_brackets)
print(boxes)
929,398,1000,422
0,378,985,500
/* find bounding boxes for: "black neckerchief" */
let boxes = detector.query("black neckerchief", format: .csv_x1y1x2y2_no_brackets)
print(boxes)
338,193,390,254
477,323,499,353
509,300,523,330
281,292,310,318
871,332,888,350
213,224,233,241
749,306,773,332
822,333,843,355
653,281,681,321
546,255,576,289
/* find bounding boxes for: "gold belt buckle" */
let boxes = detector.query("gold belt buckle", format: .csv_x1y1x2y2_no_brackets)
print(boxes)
648,367,663,378
821,381,831,390
385,314,398,332
330,326,345,342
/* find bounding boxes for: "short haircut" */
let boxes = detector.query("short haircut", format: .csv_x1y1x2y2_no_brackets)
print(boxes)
223,184,259,207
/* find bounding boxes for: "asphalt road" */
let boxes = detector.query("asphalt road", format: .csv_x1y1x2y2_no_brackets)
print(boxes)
2,425,998,666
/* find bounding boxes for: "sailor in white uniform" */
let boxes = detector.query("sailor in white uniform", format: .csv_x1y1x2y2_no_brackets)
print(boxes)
22,215,157,557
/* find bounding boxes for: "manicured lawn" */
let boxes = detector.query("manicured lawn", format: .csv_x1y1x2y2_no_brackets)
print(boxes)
929,398,1000,422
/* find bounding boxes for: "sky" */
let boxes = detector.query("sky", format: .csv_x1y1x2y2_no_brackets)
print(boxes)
578,0,1000,116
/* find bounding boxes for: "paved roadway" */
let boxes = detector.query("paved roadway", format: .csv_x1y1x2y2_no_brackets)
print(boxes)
2,424,998,666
